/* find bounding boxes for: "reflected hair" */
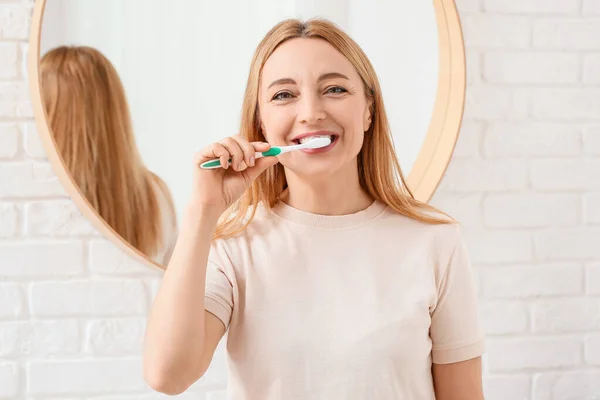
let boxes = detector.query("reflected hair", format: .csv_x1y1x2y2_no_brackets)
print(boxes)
40,45,173,259
214,18,453,239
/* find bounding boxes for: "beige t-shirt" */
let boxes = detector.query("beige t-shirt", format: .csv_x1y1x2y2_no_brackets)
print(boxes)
205,200,485,399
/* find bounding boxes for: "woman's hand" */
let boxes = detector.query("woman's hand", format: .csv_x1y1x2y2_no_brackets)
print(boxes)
190,134,279,214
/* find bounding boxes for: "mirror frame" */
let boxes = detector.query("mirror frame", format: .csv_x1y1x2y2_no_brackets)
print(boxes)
27,0,466,271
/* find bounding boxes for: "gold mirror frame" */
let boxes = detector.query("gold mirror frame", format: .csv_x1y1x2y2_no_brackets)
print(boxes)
27,0,466,271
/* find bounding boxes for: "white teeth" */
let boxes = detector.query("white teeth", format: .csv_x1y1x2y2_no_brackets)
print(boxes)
298,135,332,144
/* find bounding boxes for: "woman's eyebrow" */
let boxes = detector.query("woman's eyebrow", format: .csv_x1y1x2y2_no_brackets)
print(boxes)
317,72,350,82
267,78,295,89
266,72,350,90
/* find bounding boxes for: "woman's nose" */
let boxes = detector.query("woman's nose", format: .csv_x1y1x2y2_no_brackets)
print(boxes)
298,93,326,124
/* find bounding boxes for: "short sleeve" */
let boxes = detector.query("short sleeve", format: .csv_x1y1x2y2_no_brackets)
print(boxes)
204,242,235,330
430,226,485,364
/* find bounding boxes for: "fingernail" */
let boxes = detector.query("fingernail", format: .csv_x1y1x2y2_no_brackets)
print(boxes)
249,157,255,167
239,161,247,171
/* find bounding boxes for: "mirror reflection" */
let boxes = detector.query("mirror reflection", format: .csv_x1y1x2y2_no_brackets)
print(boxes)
39,0,440,264
40,45,179,264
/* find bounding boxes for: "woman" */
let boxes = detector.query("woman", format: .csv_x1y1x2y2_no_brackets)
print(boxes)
144,18,485,399
40,46,178,265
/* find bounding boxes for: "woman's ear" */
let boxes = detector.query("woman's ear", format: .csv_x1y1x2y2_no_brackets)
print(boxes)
363,102,373,132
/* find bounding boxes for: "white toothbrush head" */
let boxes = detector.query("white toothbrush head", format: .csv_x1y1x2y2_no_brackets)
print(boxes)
300,137,332,149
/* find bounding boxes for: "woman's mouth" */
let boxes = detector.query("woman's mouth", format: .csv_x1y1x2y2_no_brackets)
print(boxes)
292,134,339,154
293,134,334,145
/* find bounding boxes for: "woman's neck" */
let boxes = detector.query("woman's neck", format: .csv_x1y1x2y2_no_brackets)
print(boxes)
281,165,373,216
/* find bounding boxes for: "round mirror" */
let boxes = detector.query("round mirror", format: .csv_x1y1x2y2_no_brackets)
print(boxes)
28,0,466,269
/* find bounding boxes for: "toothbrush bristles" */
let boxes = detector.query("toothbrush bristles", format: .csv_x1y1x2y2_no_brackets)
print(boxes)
303,137,331,149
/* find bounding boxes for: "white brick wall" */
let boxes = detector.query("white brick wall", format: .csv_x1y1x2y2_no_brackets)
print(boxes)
0,0,599,399
483,53,580,84
434,1,600,399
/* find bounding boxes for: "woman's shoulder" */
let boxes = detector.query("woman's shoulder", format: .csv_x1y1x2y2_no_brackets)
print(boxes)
207,203,277,273
379,202,463,247
381,201,458,227
380,206,469,280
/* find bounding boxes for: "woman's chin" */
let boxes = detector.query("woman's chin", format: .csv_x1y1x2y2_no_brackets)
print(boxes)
284,160,342,180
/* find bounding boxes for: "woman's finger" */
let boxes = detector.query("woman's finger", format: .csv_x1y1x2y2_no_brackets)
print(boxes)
250,141,271,153
233,136,259,168
220,137,245,171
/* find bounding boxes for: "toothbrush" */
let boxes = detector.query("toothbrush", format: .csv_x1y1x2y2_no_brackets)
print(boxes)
199,137,332,169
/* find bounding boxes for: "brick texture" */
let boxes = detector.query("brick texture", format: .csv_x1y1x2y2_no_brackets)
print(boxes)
0,0,598,399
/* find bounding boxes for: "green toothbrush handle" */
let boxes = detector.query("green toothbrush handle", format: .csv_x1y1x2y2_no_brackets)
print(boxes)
260,148,282,157
199,147,282,169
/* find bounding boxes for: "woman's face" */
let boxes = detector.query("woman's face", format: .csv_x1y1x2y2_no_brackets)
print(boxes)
258,38,372,178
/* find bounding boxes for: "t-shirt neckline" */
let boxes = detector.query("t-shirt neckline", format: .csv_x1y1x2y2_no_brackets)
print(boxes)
270,198,387,230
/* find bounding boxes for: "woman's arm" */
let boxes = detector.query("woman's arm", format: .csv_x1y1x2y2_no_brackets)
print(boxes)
432,357,485,400
143,136,276,395
143,204,226,395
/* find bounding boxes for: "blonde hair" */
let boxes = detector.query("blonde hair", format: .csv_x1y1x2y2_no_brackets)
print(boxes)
40,45,173,258
215,18,454,239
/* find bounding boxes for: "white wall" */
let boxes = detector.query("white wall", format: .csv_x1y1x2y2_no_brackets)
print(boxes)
37,0,438,223
429,0,600,398
0,0,598,399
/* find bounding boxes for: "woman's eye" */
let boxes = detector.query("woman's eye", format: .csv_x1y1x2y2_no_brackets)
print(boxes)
272,91,293,101
326,86,347,95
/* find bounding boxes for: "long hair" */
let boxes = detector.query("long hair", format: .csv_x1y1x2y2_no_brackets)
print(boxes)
40,45,173,258
215,18,454,239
